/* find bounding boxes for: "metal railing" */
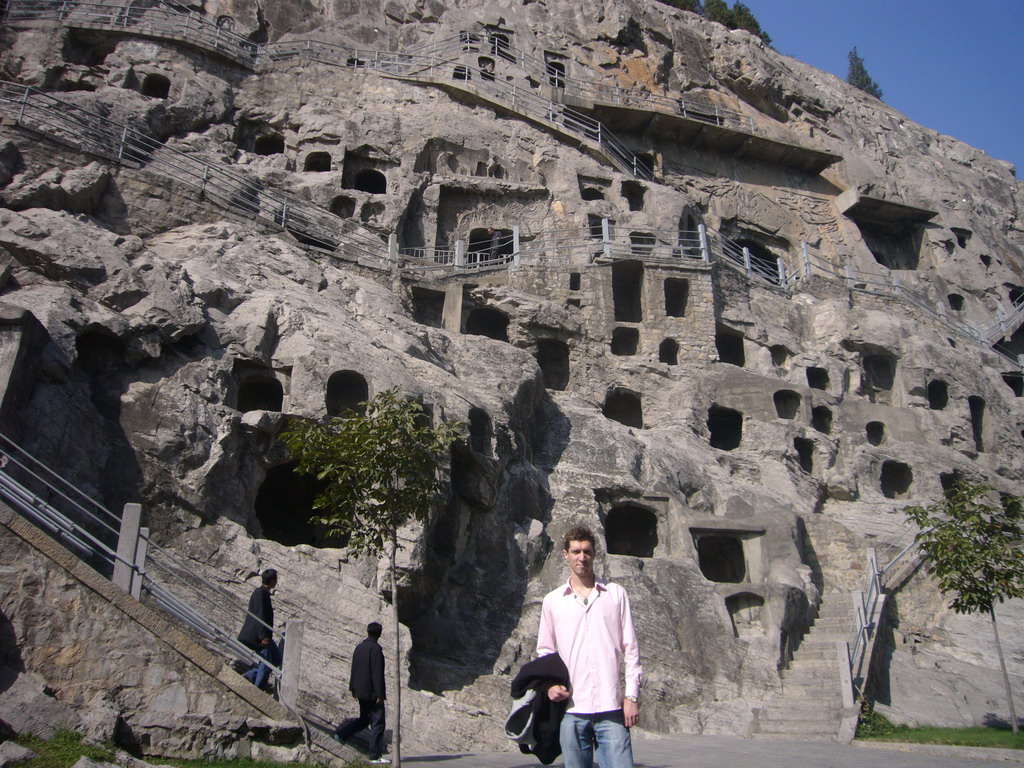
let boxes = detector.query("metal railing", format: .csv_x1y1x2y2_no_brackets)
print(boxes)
2,1,655,180
0,80,392,266
408,32,755,132
3,0,260,67
3,72,1021,372
0,432,282,678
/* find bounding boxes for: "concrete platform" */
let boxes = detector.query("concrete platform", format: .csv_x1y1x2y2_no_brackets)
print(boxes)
394,732,1024,767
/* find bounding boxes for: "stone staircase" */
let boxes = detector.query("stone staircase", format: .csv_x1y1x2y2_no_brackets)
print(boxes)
749,592,858,741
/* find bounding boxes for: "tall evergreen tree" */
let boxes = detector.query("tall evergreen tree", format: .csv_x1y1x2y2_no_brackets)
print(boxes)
703,0,733,25
732,2,772,45
658,0,700,11
847,46,883,99
701,1,771,46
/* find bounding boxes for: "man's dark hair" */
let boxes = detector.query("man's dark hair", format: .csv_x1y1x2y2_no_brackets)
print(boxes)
261,568,278,584
367,622,383,639
563,525,597,552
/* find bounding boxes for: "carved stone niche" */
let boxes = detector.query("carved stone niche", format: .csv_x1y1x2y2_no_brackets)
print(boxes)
595,493,667,559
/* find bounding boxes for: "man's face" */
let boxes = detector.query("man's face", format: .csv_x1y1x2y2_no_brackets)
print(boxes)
563,539,595,579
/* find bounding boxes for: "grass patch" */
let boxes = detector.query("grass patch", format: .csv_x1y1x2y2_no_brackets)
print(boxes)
856,709,1024,750
15,730,114,768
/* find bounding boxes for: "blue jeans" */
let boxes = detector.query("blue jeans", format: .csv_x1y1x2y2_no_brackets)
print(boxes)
244,640,281,690
559,710,633,768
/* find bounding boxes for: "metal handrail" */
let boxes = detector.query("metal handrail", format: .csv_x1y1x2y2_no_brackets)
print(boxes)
404,32,754,132
4,73,1020,371
0,432,282,677
3,1,654,180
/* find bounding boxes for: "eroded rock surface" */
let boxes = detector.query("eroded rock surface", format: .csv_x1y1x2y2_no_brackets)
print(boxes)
0,0,1021,754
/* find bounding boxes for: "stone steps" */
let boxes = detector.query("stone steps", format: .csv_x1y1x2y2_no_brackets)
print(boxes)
749,590,855,742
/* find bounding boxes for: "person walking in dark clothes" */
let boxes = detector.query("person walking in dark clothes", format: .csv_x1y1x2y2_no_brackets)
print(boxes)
237,568,281,691
335,622,388,764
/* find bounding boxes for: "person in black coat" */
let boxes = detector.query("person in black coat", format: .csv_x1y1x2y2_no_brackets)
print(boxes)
335,622,388,763
237,569,281,690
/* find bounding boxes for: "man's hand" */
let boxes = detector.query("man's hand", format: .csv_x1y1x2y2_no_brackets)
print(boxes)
623,698,639,728
547,684,570,702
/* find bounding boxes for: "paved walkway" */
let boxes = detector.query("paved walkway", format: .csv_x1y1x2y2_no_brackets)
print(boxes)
397,732,1024,767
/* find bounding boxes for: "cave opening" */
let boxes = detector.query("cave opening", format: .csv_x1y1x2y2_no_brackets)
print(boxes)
303,151,332,172
605,505,658,557
811,405,833,435
611,327,639,356
968,395,985,452
715,326,745,366
254,463,339,548
325,370,368,417
794,437,814,473
603,389,643,429
773,390,801,420
612,260,644,322
465,307,510,342
664,278,688,317
927,379,949,410
708,405,742,450
659,338,678,365
536,339,570,391
880,460,913,499
694,534,746,583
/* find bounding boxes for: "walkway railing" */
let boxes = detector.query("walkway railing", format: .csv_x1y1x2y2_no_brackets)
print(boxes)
3,0,260,67
2,3,1020,367
2,0,654,180
844,520,936,699
408,32,755,133
0,432,288,684
1,72,1020,371
0,80,392,267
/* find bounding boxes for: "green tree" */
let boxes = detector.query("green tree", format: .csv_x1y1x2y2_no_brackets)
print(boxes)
703,0,734,25
905,482,1024,734
658,0,701,12
701,1,771,46
731,2,771,46
847,46,883,99
281,388,461,766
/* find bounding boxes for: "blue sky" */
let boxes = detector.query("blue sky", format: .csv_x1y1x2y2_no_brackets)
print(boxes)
741,1,1023,177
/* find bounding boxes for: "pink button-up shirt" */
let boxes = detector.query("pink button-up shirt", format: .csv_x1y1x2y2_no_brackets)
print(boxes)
536,579,642,714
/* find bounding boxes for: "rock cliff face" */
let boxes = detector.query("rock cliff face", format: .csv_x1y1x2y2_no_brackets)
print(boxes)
0,0,1022,753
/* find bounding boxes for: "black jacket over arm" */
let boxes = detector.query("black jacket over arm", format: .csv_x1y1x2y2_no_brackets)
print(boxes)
505,653,570,765
349,637,386,701
237,585,274,650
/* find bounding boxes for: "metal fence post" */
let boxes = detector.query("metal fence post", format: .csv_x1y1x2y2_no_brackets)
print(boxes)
113,503,142,594
602,218,611,260
132,527,149,600
512,225,520,267
280,619,304,709
387,233,398,262
454,239,465,267
845,265,854,290
698,223,710,263
890,273,902,296
801,241,812,278
742,247,753,278
117,126,129,161
776,257,787,290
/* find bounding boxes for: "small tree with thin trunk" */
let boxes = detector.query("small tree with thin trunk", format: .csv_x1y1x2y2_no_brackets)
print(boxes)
281,388,461,766
847,47,883,100
905,481,1024,734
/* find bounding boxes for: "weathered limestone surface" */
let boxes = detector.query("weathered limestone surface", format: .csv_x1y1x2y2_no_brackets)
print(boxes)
0,0,1021,755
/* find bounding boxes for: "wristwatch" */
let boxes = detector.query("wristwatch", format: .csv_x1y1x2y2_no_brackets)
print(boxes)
625,695,639,703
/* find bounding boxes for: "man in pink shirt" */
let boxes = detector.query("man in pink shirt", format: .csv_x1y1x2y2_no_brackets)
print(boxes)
537,525,642,768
